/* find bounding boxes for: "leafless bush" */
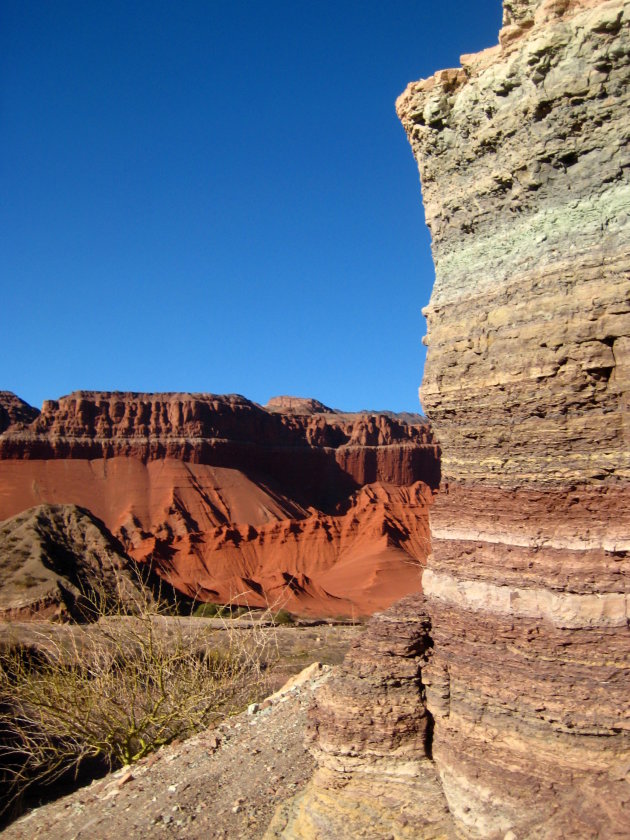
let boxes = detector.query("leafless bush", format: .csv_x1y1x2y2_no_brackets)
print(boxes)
0,593,277,818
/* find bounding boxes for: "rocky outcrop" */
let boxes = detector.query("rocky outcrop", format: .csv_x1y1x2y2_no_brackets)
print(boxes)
394,0,630,836
265,596,454,839
265,396,336,414
0,393,39,434
0,392,437,498
0,393,439,616
270,0,629,836
0,504,145,621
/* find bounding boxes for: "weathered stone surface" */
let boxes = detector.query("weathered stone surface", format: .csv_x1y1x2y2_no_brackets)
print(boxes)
0,393,439,616
0,391,437,495
398,2,629,489
394,0,630,836
265,595,455,839
0,392,39,435
269,0,630,834
0,504,144,621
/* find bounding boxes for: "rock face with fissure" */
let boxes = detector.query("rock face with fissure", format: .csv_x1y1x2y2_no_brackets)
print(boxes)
264,595,455,839
268,0,629,836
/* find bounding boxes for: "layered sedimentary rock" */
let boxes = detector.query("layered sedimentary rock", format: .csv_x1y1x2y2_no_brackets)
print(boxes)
0,392,438,616
0,504,144,621
0,392,437,494
270,0,629,836
395,0,630,835
265,595,454,839
265,396,336,414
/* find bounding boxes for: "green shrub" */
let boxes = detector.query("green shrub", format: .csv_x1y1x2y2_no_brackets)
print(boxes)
191,602,250,619
192,601,224,618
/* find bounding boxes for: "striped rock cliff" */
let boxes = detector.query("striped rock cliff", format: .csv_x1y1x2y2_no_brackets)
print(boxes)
0,392,439,616
268,0,629,837
396,0,630,835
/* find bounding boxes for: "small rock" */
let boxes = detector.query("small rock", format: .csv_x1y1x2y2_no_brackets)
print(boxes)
117,770,134,787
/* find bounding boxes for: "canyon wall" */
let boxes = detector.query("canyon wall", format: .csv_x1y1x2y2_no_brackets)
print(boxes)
398,0,629,835
0,392,439,616
269,0,629,836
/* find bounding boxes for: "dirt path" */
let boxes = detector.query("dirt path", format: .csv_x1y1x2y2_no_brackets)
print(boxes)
2,662,331,840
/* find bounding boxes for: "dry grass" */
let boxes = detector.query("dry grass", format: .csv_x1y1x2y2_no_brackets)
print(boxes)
0,594,277,819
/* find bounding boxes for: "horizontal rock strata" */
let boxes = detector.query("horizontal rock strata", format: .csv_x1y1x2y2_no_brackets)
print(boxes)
265,595,455,839
0,393,439,616
394,0,630,836
0,392,438,496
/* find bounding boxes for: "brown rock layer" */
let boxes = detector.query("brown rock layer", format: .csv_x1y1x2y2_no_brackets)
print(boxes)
394,0,630,835
0,393,39,435
271,0,629,836
0,393,439,616
0,504,144,622
265,596,454,839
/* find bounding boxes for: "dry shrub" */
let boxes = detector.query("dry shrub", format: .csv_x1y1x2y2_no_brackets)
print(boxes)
0,596,277,819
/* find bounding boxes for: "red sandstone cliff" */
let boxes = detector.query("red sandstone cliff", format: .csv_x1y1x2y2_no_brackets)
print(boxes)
0,392,439,616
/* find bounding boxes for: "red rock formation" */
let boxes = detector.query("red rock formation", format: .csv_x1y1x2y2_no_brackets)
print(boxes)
0,392,39,434
0,391,437,497
0,392,438,616
265,396,335,414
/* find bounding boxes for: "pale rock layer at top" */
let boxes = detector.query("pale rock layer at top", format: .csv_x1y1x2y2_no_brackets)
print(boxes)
269,1,630,838
396,0,630,836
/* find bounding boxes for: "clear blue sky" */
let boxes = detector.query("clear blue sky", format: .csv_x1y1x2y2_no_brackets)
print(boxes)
1,1,502,412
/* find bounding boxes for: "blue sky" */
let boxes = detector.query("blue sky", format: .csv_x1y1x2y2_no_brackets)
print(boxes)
1,1,502,412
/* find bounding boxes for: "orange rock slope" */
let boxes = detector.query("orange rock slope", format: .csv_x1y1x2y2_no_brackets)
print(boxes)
0,392,439,616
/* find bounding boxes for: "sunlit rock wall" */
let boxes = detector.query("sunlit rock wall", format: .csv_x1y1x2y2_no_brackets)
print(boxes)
396,0,630,835
265,596,455,839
